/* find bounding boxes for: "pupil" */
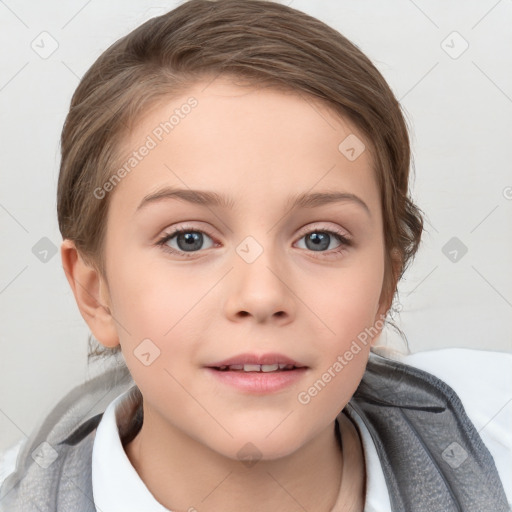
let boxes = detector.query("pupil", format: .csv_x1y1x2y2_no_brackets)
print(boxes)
307,232,329,251
179,232,202,251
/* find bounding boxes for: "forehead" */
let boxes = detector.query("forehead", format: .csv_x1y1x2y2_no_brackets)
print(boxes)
108,77,379,216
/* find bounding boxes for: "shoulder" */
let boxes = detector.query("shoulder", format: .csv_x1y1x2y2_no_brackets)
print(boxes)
0,363,134,506
396,347,512,506
398,348,512,431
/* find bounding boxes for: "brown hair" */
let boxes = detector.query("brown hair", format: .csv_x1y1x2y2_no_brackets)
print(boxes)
57,0,424,360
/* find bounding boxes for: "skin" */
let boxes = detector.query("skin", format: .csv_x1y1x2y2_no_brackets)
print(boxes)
61,76,395,512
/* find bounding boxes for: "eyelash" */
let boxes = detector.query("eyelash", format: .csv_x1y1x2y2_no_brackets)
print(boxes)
155,224,352,259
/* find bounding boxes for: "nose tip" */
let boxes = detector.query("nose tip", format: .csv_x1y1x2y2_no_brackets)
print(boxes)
226,254,294,325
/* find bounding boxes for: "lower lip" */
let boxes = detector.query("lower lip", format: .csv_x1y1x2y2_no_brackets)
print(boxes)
205,368,308,394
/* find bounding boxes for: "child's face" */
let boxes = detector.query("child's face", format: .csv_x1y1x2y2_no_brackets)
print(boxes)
99,77,387,460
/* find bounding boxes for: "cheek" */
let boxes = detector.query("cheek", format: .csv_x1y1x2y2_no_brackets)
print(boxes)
106,254,211,374
310,249,384,340
298,247,384,406
108,249,206,335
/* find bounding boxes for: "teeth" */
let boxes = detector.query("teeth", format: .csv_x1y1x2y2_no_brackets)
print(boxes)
216,363,297,372
243,364,262,372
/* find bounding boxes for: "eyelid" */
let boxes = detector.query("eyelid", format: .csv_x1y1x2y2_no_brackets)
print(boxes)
295,222,351,240
155,221,352,257
156,223,218,250
157,222,351,243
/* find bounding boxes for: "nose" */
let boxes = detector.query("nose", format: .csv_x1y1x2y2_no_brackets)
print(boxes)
223,239,295,325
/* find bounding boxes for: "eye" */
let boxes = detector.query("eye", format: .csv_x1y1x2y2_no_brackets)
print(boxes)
294,225,352,256
155,223,352,258
156,225,217,257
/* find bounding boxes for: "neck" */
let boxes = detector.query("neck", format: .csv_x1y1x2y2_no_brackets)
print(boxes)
124,405,363,512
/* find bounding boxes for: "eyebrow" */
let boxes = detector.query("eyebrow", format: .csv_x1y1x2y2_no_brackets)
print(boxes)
135,186,371,217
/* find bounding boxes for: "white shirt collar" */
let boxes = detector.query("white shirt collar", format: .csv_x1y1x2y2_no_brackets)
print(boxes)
92,389,169,512
91,386,391,512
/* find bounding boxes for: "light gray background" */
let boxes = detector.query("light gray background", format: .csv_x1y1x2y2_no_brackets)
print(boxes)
1,0,511,454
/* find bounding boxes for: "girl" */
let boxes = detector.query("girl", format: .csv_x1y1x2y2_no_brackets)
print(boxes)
1,1,510,510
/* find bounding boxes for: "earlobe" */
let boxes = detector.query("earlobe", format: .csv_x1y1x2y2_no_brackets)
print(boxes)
60,239,119,348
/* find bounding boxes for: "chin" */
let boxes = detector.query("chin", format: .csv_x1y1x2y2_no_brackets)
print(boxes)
207,428,310,465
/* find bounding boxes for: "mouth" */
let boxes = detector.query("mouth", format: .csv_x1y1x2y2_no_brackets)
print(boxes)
205,352,308,372
204,353,309,394
212,363,304,372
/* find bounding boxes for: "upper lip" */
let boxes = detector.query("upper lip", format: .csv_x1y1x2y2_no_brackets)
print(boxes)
206,352,307,368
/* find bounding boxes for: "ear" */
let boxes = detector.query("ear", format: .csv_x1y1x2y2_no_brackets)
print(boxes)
371,247,402,345
60,239,119,348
